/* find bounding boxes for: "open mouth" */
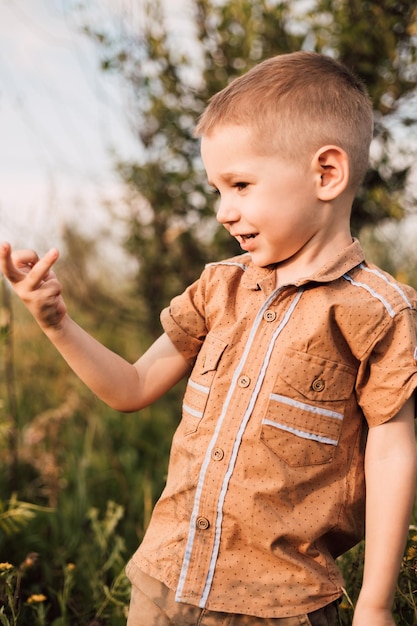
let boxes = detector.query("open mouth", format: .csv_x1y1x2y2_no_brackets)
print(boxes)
236,233,258,249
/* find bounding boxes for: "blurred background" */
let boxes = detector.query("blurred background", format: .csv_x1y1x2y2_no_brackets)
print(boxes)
0,1,417,624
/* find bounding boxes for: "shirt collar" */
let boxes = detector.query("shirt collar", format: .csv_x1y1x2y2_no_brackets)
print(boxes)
241,239,366,293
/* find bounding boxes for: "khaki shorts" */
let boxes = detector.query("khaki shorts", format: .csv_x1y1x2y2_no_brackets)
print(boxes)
126,567,341,626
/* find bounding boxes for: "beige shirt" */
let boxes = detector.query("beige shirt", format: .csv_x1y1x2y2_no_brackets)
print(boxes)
129,239,417,617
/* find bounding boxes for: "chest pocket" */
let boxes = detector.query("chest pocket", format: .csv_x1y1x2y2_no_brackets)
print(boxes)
261,349,356,466
181,335,228,435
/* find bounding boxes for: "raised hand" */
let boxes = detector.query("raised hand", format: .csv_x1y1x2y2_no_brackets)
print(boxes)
0,242,67,330
0,242,188,411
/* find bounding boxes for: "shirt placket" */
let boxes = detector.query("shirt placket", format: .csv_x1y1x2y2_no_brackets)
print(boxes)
176,285,304,607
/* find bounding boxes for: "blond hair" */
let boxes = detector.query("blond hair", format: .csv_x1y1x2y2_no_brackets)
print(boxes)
195,51,374,191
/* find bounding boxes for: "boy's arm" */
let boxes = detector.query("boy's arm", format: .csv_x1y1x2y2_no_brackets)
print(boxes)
0,242,191,412
353,394,417,626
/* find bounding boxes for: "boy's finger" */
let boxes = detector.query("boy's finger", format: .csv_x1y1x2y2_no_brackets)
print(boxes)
0,243,59,287
0,243,41,279
24,248,60,289
12,248,41,269
0,241,22,281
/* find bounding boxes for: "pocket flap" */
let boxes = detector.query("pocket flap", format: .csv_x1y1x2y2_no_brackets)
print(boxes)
200,335,228,373
279,349,356,401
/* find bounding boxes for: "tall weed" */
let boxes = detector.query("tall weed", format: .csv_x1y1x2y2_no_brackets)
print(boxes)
0,499,130,625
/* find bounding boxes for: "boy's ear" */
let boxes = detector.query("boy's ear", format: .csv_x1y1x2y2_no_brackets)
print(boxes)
312,146,350,201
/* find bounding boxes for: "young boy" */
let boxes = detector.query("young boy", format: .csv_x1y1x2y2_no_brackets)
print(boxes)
1,51,416,626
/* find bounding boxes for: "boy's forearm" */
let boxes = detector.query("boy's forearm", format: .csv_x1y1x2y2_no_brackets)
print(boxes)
359,456,416,601
0,244,190,412
44,314,143,411
353,400,417,624
44,318,191,412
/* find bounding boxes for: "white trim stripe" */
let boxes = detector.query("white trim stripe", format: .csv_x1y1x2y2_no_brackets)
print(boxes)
188,379,210,394
269,393,343,420
262,418,338,446
205,261,248,271
182,404,204,419
358,263,412,308
342,273,396,317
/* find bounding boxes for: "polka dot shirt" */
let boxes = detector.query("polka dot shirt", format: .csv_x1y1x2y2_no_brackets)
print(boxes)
130,239,417,618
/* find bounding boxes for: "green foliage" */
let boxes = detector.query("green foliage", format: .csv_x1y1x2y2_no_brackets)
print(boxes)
311,0,417,233
0,496,52,539
0,268,176,623
0,502,130,625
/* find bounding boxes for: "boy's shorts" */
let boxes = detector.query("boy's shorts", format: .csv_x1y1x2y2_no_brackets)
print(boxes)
126,566,341,626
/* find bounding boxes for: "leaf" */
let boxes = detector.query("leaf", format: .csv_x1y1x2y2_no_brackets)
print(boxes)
0,495,53,538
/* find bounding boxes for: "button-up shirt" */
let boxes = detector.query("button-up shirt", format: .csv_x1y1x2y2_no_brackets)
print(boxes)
129,239,417,617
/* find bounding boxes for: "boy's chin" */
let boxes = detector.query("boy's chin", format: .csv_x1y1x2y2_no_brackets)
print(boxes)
250,254,280,269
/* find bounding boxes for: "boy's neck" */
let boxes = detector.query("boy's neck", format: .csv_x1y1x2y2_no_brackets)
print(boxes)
274,232,353,288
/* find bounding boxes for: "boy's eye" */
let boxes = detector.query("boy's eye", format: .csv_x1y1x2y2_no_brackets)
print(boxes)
234,182,248,191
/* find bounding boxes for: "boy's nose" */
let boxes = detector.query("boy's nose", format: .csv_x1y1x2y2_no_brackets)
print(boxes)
216,198,240,226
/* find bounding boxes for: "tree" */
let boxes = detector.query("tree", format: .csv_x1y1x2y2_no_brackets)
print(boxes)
311,0,417,233
83,0,417,338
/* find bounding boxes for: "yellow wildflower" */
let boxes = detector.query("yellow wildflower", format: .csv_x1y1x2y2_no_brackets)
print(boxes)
27,594,47,604
0,562,14,571
406,545,417,561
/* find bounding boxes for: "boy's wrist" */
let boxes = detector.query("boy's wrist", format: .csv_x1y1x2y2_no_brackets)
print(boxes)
353,598,395,626
354,587,394,615
42,311,71,337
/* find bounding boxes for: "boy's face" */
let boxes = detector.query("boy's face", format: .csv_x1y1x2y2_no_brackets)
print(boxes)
201,124,325,269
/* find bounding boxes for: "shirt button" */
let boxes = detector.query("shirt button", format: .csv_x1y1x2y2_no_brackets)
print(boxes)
212,447,224,461
263,310,276,322
311,378,325,392
238,375,251,388
196,517,210,530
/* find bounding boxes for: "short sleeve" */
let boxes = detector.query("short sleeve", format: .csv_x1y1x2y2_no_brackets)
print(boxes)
356,308,417,426
160,276,208,366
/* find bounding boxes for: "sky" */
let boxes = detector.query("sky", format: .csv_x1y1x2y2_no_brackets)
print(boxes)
0,0,193,254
